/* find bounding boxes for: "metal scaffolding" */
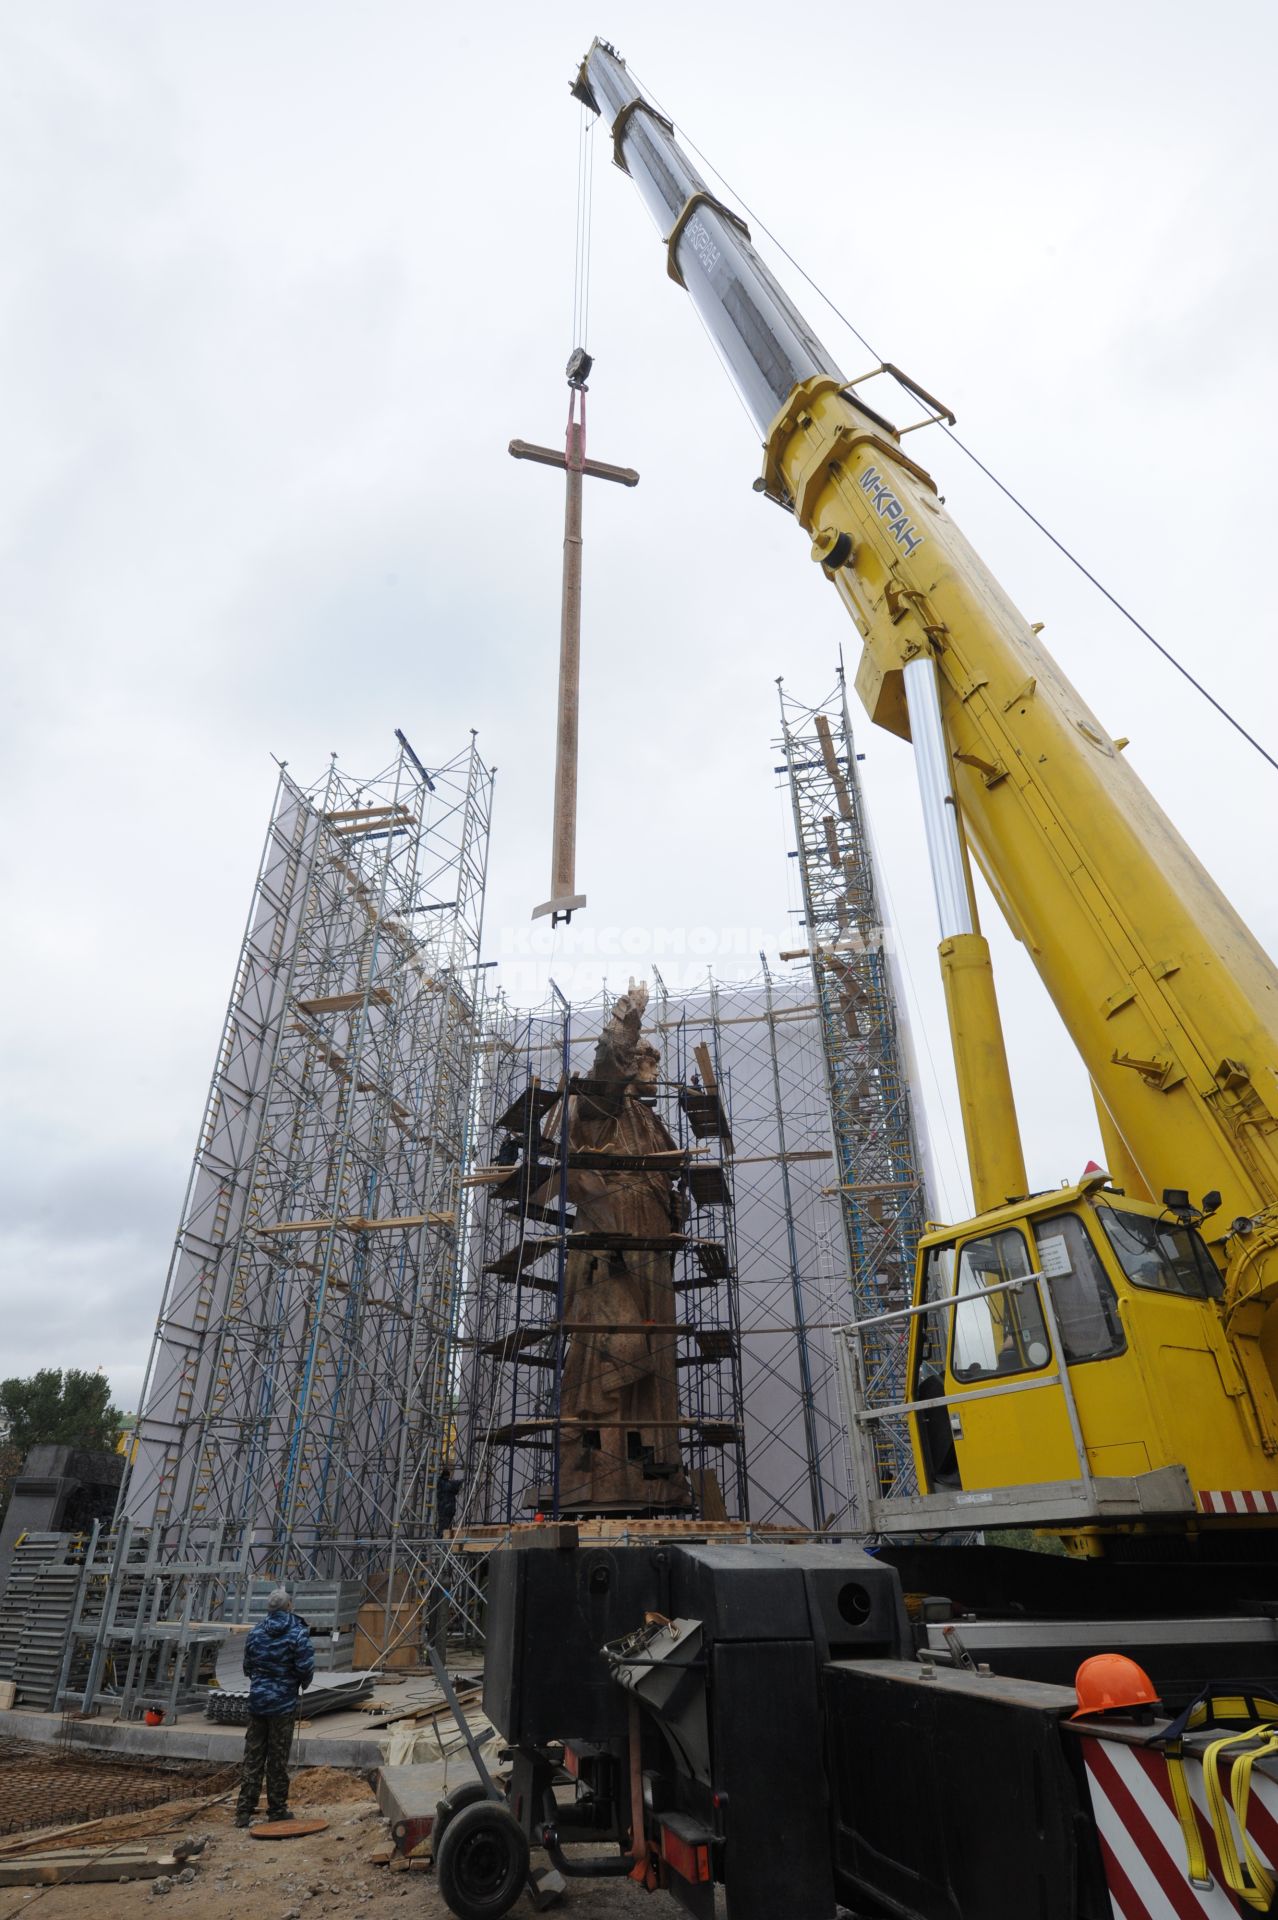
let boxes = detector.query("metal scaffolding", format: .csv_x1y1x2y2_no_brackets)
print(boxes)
117,733,493,1589
777,674,931,1500
454,967,865,1534
44,670,933,1717
456,980,748,1526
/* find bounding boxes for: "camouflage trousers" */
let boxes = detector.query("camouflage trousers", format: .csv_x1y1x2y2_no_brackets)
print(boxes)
236,1711,295,1818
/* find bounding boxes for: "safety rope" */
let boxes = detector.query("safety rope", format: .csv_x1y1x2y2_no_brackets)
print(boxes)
1154,1692,1278,1906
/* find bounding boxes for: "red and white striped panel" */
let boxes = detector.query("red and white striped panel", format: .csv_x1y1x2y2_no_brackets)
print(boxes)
1081,1736,1278,1919
1198,1490,1278,1515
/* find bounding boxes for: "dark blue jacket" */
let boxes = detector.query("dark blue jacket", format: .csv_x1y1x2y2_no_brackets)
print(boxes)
243,1608,315,1717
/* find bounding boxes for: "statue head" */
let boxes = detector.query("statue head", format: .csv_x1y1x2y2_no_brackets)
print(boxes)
634,1040,661,1086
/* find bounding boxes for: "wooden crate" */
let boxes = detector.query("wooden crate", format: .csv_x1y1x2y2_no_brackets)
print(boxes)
354,1601,422,1670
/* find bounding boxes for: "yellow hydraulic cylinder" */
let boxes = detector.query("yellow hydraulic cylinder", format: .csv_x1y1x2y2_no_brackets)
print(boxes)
939,932,1029,1211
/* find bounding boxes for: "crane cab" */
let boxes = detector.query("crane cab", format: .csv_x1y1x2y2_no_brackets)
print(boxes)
842,1177,1278,1535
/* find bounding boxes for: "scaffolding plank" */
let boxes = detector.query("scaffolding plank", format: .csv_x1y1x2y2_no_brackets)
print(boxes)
569,1147,689,1170
254,1212,454,1234
491,1159,561,1206
493,1082,555,1137
295,987,392,1016
684,1163,729,1209
479,1327,555,1364
324,804,415,825
678,1085,733,1150
482,1423,556,1448
564,1231,688,1253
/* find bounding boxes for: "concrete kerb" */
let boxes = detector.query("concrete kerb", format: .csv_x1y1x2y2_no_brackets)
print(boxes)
0,1706,386,1770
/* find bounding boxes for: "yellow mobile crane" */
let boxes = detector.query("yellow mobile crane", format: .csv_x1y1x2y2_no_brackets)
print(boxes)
425,51,1278,1920
573,40,1278,1542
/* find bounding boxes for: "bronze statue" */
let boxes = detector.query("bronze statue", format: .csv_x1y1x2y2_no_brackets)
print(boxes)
541,981,690,1512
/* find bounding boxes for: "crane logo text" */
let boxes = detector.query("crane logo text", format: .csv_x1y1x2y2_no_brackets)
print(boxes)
859,466,925,556
684,216,721,277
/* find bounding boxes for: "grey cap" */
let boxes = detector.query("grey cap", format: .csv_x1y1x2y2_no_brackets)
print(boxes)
266,1586,291,1612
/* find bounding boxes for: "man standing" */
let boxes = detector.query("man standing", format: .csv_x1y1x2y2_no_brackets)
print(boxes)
234,1586,314,1827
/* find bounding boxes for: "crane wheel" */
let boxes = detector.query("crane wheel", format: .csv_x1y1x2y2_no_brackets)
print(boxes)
435,1799,530,1920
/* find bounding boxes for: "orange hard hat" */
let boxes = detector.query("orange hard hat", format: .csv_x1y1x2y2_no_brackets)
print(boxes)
1071,1653,1160,1719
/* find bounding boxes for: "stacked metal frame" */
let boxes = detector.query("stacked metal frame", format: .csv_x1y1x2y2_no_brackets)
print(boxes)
777,675,932,1501
117,735,493,1586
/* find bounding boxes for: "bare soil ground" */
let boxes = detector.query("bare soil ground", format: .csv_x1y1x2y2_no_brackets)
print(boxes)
0,1762,660,1920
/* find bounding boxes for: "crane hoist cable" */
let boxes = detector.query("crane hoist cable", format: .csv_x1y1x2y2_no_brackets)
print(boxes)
627,66,1278,780
572,102,596,354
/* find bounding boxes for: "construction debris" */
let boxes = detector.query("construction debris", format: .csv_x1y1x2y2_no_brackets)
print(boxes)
0,1845,191,1887
248,1817,329,1840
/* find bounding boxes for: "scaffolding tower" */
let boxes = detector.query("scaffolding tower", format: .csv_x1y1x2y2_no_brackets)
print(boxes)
118,733,493,1585
778,675,931,1500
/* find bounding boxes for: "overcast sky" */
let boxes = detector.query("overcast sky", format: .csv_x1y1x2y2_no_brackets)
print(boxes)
2,1,1276,1412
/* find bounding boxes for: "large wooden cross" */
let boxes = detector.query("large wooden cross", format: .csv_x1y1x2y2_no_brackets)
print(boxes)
510,351,639,924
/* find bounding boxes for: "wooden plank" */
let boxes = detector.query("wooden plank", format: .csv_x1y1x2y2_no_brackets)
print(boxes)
329,819,416,838
729,1150,832,1165
324,805,414,824
692,1042,717,1090
466,1147,694,1185
255,1212,454,1235
296,987,392,1017
0,1848,154,1863
814,713,854,818
0,1854,182,1886
814,712,841,778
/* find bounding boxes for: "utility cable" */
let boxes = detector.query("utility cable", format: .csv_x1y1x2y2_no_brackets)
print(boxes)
627,66,1278,778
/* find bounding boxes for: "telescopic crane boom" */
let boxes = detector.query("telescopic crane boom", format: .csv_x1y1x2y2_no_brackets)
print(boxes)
575,39,1278,1535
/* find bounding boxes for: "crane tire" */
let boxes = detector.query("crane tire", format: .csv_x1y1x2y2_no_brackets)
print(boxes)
435,1799,529,1920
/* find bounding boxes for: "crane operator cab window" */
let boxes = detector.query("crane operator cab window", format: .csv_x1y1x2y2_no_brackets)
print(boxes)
1031,1214,1124,1362
951,1229,1046,1380
1094,1204,1223,1301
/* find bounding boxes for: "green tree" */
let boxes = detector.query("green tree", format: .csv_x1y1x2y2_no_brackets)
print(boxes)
0,1442,20,1524
0,1368,122,1455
